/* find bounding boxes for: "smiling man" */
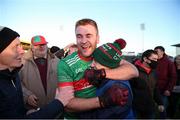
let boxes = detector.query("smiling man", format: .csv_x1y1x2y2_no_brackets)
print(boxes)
0,26,73,118
57,18,138,119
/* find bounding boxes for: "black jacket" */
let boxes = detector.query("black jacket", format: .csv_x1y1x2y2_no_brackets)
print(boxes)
0,68,64,119
130,60,163,112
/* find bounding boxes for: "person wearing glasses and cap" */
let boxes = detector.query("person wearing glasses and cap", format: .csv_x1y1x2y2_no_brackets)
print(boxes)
19,35,61,115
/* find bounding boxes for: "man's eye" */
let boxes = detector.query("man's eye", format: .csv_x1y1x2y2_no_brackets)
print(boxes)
86,34,92,38
76,35,82,38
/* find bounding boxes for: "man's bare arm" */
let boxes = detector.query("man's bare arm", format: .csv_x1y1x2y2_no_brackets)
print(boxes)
65,97,100,112
105,59,139,80
58,87,100,112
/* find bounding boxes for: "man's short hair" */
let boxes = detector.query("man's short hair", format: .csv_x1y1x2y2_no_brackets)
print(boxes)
75,18,99,34
141,49,157,61
154,46,165,52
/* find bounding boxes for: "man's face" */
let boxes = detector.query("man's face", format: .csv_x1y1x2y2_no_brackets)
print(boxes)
175,55,180,66
144,53,158,68
0,37,24,70
154,49,164,59
148,53,158,62
75,24,99,57
31,44,48,58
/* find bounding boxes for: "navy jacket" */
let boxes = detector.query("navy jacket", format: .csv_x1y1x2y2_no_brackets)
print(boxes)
0,68,64,119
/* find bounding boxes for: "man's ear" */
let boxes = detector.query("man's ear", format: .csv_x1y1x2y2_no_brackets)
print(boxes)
143,57,148,62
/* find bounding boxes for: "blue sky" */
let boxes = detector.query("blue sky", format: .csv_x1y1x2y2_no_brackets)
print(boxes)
1,0,180,56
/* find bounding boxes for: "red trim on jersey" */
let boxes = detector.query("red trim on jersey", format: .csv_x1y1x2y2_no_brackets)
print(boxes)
58,82,73,87
58,79,93,91
73,78,92,91
78,51,93,61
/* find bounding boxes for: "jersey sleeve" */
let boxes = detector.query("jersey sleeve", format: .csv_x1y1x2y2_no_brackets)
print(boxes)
57,59,74,87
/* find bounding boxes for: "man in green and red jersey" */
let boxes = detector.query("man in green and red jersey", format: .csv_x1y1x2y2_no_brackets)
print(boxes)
57,18,139,119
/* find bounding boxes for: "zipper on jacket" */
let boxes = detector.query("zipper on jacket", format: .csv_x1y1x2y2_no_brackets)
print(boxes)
11,79,17,90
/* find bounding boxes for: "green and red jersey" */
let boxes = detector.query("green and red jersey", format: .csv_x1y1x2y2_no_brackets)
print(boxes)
57,51,97,118
57,51,96,98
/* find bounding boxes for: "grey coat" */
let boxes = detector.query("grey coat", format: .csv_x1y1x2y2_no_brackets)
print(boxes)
19,50,59,109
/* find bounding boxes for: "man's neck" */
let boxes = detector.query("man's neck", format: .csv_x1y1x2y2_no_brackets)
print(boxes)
0,64,8,70
0,65,13,72
34,54,47,59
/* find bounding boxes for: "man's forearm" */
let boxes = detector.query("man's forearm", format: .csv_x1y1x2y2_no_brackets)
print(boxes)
105,59,139,80
65,97,100,112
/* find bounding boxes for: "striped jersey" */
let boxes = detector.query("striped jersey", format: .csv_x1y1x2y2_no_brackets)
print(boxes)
58,51,96,97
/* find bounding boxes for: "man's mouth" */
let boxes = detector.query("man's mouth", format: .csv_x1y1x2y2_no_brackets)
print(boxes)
81,44,90,50
16,57,22,61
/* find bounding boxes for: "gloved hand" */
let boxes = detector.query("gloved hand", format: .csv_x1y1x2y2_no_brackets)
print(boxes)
84,68,106,87
98,84,129,108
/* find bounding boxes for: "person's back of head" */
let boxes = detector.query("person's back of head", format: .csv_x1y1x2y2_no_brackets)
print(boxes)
55,49,65,59
50,46,60,54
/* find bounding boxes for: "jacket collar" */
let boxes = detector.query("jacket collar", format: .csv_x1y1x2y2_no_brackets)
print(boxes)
135,59,151,74
0,66,22,80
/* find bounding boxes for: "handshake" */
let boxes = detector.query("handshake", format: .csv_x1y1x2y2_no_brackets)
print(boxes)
84,68,129,107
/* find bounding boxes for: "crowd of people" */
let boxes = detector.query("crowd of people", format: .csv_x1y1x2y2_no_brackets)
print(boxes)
0,18,179,119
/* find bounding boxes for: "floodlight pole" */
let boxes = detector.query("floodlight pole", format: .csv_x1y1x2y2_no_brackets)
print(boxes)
140,23,145,52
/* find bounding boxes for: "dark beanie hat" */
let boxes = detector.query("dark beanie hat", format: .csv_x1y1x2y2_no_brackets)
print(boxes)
0,26,20,53
93,38,126,68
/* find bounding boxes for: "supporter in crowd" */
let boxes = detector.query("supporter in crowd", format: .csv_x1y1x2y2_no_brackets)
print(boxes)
50,46,60,55
63,43,78,57
168,55,180,118
50,46,65,59
154,46,177,118
0,26,73,118
130,49,164,118
19,35,60,115
57,18,138,119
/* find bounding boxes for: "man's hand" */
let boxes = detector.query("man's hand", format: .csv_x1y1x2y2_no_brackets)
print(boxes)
158,105,165,112
56,87,74,106
164,90,171,96
98,84,129,107
84,68,106,87
27,94,38,108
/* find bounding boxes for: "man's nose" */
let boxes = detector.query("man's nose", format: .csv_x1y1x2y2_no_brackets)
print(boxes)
19,45,25,54
81,37,88,43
